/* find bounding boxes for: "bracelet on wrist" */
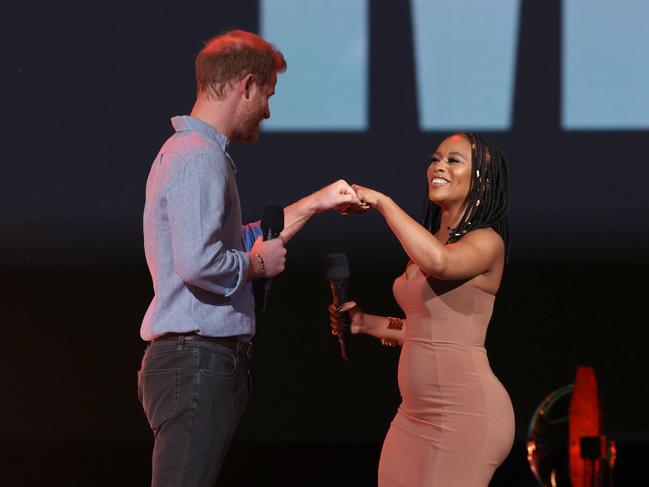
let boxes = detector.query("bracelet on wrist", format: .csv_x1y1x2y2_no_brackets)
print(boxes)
386,316,403,330
253,252,266,278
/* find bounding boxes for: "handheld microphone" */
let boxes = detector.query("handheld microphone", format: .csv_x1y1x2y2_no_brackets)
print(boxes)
325,252,351,361
255,204,284,314
261,204,284,241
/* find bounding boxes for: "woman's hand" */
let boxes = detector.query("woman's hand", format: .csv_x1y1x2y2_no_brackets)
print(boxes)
328,301,365,335
309,179,361,213
351,184,389,212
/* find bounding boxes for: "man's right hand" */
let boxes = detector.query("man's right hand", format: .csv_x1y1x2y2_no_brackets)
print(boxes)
248,236,286,279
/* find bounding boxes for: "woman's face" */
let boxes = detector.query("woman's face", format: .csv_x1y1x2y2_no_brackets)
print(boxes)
427,134,473,208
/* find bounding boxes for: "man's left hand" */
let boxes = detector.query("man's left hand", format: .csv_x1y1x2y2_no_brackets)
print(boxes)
310,179,361,213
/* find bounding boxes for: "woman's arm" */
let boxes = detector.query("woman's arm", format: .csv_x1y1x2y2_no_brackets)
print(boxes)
330,301,406,346
353,186,503,281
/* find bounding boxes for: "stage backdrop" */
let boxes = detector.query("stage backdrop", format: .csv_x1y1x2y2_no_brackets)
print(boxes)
2,0,647,447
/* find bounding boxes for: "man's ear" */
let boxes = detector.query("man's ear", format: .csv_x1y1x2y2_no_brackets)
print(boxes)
239,73,255,100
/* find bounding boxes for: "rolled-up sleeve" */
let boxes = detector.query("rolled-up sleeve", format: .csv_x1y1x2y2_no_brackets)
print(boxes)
241,221,262,252
166,153,249,297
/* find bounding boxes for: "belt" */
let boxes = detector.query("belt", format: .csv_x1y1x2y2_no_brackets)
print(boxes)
153,332,253,359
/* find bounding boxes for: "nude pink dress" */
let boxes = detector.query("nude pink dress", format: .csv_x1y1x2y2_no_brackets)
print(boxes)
378,263,515,487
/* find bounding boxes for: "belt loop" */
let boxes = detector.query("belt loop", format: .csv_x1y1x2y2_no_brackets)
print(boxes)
177,335,184,351
242,341,253,360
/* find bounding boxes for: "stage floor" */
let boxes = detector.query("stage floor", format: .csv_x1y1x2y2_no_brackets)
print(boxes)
1,440,645,485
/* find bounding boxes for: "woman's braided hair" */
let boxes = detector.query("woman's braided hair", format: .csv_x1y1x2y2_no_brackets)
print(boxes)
422,133,510,257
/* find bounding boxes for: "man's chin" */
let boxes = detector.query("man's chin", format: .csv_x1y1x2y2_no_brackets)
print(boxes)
236,126,260,144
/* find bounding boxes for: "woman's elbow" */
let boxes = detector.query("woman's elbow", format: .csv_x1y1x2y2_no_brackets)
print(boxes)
418,255,449,279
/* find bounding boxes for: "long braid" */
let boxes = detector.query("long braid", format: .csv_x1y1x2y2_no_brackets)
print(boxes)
422,132,510,257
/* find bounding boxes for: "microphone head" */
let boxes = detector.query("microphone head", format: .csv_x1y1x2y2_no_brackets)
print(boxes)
261,204,284,236
325,252,350,281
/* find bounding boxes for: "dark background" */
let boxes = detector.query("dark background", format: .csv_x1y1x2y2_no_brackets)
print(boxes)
2,1,647,485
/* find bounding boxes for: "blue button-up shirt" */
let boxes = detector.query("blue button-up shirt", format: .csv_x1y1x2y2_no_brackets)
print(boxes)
141,116,261,341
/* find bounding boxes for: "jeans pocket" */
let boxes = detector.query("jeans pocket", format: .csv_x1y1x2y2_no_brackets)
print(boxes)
200,345,237,377
138,368,181,431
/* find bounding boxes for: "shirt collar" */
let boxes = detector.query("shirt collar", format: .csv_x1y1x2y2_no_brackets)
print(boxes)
171,115,237,172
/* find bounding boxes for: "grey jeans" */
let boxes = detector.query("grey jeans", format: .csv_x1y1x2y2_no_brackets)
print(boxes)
137,335,251,487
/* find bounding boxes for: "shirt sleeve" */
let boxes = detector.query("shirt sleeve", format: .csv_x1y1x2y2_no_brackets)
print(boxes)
241,221,262,252
165,152,249,297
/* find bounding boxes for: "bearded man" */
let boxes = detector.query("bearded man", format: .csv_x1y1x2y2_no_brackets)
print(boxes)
137,30,359,486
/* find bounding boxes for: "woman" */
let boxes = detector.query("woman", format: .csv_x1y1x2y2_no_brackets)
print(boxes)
331,133,514,486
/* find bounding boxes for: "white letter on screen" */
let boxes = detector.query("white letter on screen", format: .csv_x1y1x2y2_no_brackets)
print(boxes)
411,0,520,130
261,0,368,131
563,0,649,129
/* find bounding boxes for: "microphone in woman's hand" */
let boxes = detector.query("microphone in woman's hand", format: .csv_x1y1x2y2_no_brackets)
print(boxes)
325,252,351,361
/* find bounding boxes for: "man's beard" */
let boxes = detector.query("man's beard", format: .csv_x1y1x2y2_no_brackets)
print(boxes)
234,108,261,144
240,122,260,143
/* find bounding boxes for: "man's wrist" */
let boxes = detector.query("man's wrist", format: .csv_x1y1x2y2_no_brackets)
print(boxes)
253,252,265,278
294,194,320,216
247,251,265,280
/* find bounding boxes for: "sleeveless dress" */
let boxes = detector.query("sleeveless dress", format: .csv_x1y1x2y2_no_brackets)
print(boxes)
378,262,515,487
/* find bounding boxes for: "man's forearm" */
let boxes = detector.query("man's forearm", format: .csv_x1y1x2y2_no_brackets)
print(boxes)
280,195,319,243
278,180,359,243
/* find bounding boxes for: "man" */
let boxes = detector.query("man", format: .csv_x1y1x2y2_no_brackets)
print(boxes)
137,30,359,486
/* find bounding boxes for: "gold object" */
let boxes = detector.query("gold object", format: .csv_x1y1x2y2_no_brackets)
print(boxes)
253,252,265,278
387,316,403,330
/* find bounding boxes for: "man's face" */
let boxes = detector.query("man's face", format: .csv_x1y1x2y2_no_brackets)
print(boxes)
234,74,276,144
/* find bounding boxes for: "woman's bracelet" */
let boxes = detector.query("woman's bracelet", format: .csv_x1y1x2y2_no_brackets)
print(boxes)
253,252,266,278
386,316,403,330
380,316,403,347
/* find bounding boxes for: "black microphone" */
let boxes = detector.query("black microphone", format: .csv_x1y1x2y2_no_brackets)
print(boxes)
261,204,284,241
325,252,351,361
255,204,284,314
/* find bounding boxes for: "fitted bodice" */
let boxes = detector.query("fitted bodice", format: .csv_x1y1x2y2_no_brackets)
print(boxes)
381,262,514,487
392,262,495,347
